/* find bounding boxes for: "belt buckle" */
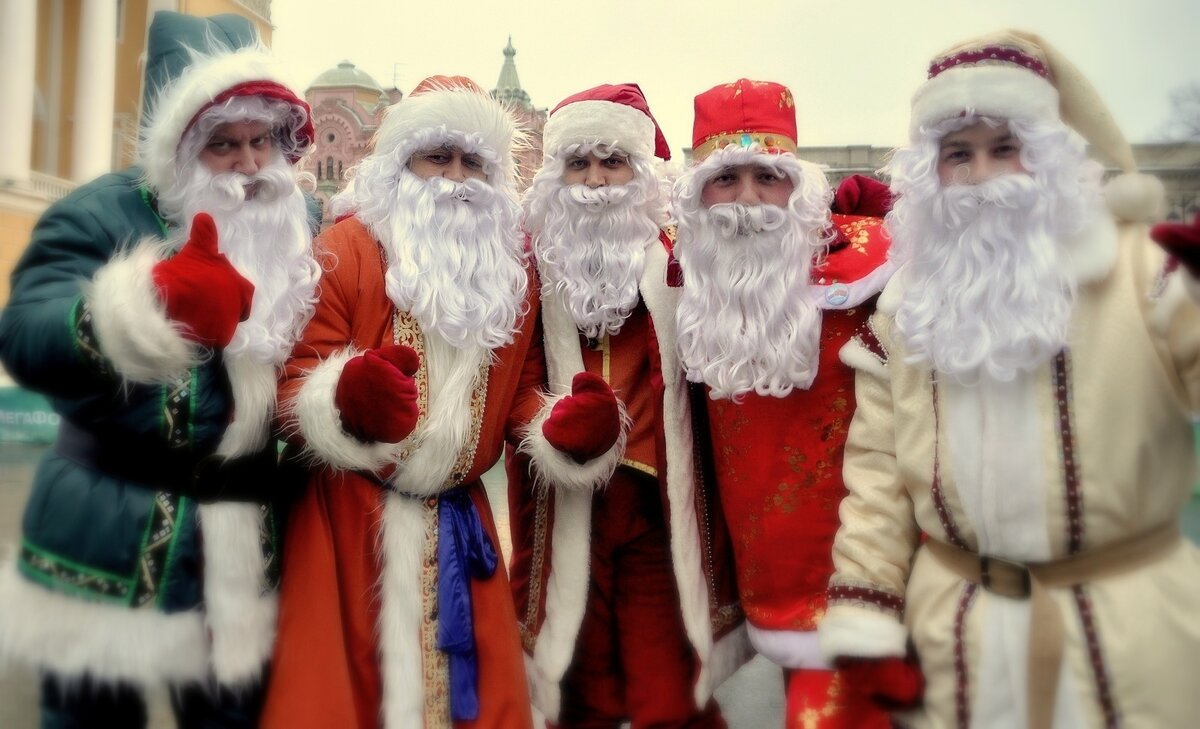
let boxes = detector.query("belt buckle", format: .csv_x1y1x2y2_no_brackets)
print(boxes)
979,554,1032,598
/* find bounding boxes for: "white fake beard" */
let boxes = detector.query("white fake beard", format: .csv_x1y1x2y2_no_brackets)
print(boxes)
168,157,320,366
674,202,822,400
891,173,1077,383
374,168,528,351
528,183,661,339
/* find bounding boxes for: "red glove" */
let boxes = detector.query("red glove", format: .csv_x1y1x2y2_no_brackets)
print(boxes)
152,213,254,349
335,345,421,444
836,654,925,712
541,372,621,463
1151,212,1200,277
832,174,894,218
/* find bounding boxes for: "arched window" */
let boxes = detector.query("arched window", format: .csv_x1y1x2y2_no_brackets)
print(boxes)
337,161,343,179
326,157,334,180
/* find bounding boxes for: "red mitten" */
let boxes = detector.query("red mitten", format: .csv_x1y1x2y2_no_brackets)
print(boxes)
335,345,421,444
832,174,894,218
836,654,925,712
1151,212,1200,277
152,213,254,348
541,372,621,463
785,668,892,729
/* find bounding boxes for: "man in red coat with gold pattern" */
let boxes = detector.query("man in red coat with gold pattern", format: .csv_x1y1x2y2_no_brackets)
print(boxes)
508,83,748,728
671,79,911,729
260,76,542,729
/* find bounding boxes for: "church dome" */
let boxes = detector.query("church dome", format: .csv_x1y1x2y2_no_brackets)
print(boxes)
308,60,383,93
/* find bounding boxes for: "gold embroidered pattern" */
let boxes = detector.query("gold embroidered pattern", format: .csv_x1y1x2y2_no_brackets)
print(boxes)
393,310,429,463
418,496,451,728
522,487,551,653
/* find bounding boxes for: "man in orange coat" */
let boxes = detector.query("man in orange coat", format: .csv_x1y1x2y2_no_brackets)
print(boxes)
260,77,543,729
671,79,917,728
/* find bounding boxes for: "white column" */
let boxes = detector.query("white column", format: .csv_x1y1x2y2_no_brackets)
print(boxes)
71,0,118,181
0,0,37,184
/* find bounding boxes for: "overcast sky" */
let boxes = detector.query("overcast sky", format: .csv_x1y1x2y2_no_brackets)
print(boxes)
270,0,1200,158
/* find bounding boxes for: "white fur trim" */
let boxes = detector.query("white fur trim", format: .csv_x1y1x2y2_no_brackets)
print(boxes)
0,559,208,685
1105,172,1166,224
808,259,897,310
876,272,904,315
910,64,1059,139
377,86,523,189
141,48,299,195
529,487,592,722
818,606,909,660
384,335,489,497
86,239,200,384
290,347,402,472
747,625,831,670
1061,207,1120,284
544,99,655,161
840,337,889,380
198,503,276,687
216,356,276,457
378,493,427,728
517,391,629,492
640,242,716,709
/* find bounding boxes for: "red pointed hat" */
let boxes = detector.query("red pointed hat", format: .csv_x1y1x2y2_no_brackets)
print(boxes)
544,83,671,161
691,79,798,163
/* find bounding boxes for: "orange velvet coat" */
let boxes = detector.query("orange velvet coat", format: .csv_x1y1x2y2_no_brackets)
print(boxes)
261,218,544,729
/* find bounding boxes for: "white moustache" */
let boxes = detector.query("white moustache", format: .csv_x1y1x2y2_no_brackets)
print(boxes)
932,173,1042,228
425,176,497,206
565,183,637,213
707,203,789,237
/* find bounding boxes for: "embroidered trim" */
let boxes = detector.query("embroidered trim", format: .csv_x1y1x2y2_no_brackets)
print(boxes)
854,317,889,366
131,490,184,607
419,495,451,727
72,298,111,374
18,540,134,604
953,583,979,729
1072,586,1119,728
826,583,905,616
260,503,280,591
1053,351,1086,554
929,46,1049,80
931,378,968,548
521,486,551,653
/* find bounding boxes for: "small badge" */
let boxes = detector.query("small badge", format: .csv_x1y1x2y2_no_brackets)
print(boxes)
826,284,849,306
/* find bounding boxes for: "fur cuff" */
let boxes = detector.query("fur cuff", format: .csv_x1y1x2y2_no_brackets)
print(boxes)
516,391,629,492
86,239,200,384
290,348,401,472
840,336,889,379
747,625,830,670
818,606,908,661
0,559,208,685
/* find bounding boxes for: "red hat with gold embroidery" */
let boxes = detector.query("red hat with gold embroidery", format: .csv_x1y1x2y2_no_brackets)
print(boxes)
690,79,798,163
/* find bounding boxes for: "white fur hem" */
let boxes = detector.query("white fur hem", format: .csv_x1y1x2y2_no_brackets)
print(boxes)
818,606,909,661
0,560,208,686
747,625,830,670
516,392,629,492
290,347,401,472
379,493,426,728
86,239,200,384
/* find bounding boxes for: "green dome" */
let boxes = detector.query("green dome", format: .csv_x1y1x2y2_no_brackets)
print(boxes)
309,61,383,93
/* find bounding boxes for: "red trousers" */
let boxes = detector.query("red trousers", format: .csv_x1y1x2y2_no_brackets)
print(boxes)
554,468,724,729
785,668,893,729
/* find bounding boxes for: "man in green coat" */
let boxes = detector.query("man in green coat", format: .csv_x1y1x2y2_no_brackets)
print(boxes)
0,11,318,729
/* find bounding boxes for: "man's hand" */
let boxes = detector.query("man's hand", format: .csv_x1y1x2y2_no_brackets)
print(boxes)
836,653,925,712
542,372,621,463
335,345,421,444
1151,212,1200,277
152,213,254,348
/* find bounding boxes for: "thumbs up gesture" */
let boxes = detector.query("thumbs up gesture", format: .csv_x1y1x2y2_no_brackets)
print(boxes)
152,213,255,349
